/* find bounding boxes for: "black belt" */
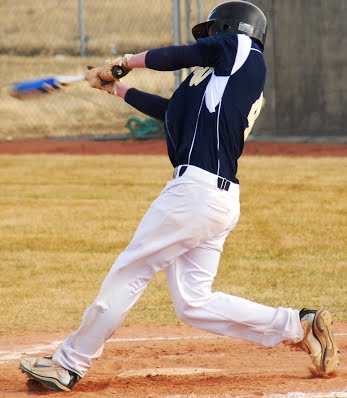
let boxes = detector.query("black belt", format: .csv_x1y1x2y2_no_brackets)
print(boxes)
175,165,232,192
217,177,231,191
178,165,188,177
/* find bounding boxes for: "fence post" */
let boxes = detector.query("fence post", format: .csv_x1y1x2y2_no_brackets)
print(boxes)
78,0,86,56
185,0,192,75
173,0,182,88
197,0,203,23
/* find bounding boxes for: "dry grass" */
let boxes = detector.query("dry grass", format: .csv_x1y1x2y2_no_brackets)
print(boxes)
0,0,219,56
0,0,174,55
0,0,216,140
0,155,346,335
0,55,175,140
0,0,218,55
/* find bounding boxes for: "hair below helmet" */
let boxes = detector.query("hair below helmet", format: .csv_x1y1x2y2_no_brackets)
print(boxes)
192,1,267,49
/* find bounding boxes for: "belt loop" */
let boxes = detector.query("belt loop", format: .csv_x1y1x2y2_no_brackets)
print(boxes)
217,176,231,192
173,165,188,178
179,165,187,177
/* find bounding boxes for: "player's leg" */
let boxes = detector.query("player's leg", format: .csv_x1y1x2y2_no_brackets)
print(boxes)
50,190,195,377
166,236,338,373
166,237,303,346
21,173,236,387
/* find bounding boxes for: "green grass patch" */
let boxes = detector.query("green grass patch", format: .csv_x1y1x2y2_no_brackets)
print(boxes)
0,155,346,335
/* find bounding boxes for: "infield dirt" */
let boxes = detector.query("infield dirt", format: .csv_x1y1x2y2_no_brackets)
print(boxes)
1,324,346,398
0,139,347,157
1,140,346,397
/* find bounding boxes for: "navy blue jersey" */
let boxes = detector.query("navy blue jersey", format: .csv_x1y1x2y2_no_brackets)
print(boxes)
165,33,266,183
126,33,266,183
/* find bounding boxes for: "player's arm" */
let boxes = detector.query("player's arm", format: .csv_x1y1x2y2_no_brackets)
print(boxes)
100,36,228,77
127,41,221,71
87,36,233,92
85,69,169,121
113,80,169,122
128,44,211,70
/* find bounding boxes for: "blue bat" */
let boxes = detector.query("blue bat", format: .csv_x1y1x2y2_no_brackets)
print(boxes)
10,66,126,99
10,75,86,98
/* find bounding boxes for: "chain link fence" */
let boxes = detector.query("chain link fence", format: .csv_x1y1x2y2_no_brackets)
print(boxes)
0,0,222,141
1,1,345,142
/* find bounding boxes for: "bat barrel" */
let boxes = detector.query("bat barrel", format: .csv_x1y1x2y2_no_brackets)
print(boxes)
12,77,60,94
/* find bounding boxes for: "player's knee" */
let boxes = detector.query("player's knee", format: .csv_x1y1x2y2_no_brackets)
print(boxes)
172,293,213,324
174,305,194,324
91,300,110,313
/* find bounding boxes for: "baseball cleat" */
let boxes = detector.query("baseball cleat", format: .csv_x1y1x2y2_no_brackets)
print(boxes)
20,357,80,391
297,308,339,374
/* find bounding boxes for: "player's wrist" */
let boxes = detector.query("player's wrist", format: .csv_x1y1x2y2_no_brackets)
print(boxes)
113,80,130,99
128,51,148,69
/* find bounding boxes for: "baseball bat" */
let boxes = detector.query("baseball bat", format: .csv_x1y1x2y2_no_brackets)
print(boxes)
10,65,127,100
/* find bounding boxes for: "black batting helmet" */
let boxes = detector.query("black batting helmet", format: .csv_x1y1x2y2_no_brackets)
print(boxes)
192,1,267,49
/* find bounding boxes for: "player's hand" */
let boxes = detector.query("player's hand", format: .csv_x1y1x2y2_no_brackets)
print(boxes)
98,55,133,81
85,67,130,96
85,67,105,89
85,67,114,94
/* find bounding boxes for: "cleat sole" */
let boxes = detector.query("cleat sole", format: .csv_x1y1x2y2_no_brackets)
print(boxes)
20,363,71,392
312,309,339,374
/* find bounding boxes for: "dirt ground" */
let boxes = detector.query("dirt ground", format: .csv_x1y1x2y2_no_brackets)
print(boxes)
0,138,346,157
0,324,346,398
0,139,346,397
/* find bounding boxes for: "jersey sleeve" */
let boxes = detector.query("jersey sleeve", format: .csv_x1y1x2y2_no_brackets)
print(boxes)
196,33,239,75
145,33,239,74
145,44,208,71
195,35,225,66
124,88,169,121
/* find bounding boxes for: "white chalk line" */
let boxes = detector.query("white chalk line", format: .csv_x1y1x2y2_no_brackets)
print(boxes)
1,333,346,363
267,393,347,398
0,335,219,363
163,393,347,398
1,334,346,398
0,333,346,363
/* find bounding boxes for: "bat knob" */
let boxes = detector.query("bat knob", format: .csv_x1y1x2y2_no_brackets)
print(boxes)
86,65,128,80
111,66,128,79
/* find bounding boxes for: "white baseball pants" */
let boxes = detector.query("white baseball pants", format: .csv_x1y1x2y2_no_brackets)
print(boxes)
53,165,303,377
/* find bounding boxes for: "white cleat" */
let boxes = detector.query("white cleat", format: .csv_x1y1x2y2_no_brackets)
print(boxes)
20,357,80,391
297,308,339,375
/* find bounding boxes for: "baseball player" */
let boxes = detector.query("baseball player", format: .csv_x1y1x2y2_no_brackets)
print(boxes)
20,1,339,391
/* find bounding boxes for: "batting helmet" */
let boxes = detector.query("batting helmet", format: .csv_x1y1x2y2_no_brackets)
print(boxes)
192,1,267,49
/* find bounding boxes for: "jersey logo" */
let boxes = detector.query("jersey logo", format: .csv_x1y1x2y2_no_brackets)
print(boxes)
244,92,264,141
189,67,214,87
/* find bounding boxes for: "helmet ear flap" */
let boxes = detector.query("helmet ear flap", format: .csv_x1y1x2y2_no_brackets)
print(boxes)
208,21,231,36
192,20,215,39
222,24,232,33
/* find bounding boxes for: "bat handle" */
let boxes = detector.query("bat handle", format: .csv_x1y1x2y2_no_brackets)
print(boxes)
111,65,128,79
86,65,128,79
